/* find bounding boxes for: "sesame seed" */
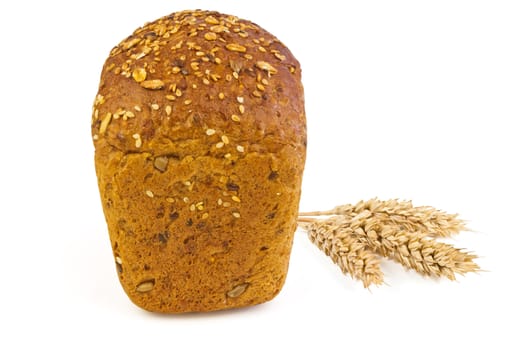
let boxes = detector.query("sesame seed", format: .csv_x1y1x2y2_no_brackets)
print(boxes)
218,92,225,100
183,197,190,203
166,95,176,101
190,62,199,70
145,190,154,198
252,90,262,98
258,46,266,52
221,135,229,144
115,256,122,264
231,114,241,122
218,198,223,205
151,103,160,110
184,99,192,105
134,105,142,112
223,202,231,207
239,105,245,114
166,197,175,203
256,83,265,91
232,72,239,79
216,142,224,148
214,57,222,64
175,89,182,97
262,78,269,85
202,213,209,219
236,145,245,153
232,212,241,218
206,128,216,136
93,134,99,141
190,204,196,211
165,105,172,116
202,78,210,85
224,153,232,159
237,96,244,104
184,181,192,186
232,196,241,203
197,204,204,211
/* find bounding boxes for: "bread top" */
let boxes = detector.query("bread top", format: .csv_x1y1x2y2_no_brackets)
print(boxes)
92,10,306,159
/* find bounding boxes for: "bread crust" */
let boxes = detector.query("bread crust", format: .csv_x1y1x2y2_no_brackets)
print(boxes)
92,10,306,313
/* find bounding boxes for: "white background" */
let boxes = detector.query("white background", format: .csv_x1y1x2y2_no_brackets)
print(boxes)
1,0,523,348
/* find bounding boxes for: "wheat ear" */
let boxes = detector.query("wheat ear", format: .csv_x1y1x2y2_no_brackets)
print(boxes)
328,213,478,278
298,199,479,286
301,220,384,287
300,198,467,237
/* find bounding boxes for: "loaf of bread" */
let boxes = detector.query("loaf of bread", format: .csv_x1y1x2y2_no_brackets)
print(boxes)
91,10,306,313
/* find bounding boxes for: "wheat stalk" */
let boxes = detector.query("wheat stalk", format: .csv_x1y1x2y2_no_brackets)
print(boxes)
298,199,479,286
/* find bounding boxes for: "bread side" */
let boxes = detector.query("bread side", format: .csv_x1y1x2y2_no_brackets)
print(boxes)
92,10,306,312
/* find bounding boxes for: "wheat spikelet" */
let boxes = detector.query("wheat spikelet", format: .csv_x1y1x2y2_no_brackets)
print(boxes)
300,198,467,237
322,213,479,279
302,220,384,288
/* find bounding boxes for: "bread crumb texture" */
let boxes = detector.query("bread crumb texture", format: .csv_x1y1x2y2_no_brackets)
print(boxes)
92,10,306,313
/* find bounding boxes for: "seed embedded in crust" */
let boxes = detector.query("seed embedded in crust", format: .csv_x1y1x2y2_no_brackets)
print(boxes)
132,67,147,82
256,61,277,75
204,32,217,41
227,283,249,298
140,79,165,90
154,156,169,172
273,52,286,61
145,190,154,198
236,145,245,153
206,128,216,136
232,212,241,218
99,112,112,134
210,24,228,33
231,114,241,122
205,16,220,24
238,105,245,114
226,43,247,52
221,135,229,144
115,256,122,265
132,133,142,148
136,279,155,293
232,196,241,203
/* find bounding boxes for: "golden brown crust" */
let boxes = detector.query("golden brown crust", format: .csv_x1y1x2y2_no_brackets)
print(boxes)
92,10,306,313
